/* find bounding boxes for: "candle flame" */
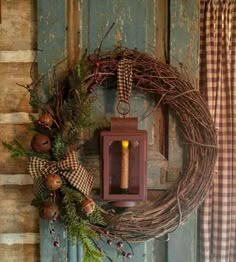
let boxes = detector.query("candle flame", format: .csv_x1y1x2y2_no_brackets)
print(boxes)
122,140,129,149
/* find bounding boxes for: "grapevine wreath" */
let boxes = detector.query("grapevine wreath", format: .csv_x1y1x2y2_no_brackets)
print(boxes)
3,48,217,260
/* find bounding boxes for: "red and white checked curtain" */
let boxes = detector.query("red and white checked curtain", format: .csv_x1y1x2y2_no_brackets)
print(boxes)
198,0,236,261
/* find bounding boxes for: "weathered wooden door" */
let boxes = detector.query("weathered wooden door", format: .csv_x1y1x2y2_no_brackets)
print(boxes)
38,0,198,261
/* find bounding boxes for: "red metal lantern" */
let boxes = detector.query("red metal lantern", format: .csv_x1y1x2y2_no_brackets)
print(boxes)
101,117,147,207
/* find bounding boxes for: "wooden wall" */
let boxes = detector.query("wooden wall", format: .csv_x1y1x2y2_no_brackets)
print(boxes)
0,1,39,261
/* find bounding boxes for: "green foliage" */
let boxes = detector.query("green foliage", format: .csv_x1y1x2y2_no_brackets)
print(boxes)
4,53,109,261
29,88,44,110
87,206,105,226
61,186,104,261
2,140,51,160
76,50,89,81
60,74,95,144
29,114,38,122
52,134,67,161
31,193,48,207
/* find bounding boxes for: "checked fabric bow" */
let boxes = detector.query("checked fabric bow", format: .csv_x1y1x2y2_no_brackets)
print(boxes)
28,151,94,196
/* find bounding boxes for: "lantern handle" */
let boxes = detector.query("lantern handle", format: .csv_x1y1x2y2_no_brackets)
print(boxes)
117,58,132,117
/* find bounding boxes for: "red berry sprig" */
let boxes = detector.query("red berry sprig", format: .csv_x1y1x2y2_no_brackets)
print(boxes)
117,241,123,248
107,239,112,246
53,240,59,247
48,191,54,197
94,61,100,67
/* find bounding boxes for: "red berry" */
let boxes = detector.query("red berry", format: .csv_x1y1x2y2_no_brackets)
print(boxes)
48,191,54,197
126,253,132,259
94,79,99,84
97,72,102,78
103,229,109,235
87,55,93,61
54,241,59,247
117,241,123,248
52,217,57,222
88,87,94,93
94,61,100,67
107,240,112,246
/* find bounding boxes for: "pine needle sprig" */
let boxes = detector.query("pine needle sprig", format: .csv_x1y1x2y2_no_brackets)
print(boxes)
61,186,104,261
52,134,67,160
2,140,51,160
29,88,44,110
31,192,48,207
29,114,38,122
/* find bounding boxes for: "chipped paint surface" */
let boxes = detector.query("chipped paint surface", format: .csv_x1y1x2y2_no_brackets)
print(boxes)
170,0,199,78
37,1,68,261
168,0,199,176
81,0,155,52
168,1,199,262
37,0,66,75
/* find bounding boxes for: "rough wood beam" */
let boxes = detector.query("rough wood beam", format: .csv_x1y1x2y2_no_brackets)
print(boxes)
0,233,40,245
0,51,36,63
67,0,79,67
0,174,32,185
0,112,38,124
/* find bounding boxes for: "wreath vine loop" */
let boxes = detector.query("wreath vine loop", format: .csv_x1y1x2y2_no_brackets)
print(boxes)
86,48,217,241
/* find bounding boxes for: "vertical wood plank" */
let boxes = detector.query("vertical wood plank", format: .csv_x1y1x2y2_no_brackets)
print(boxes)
81,0,155,53
168,0,199,261
68,241,77,262
40,220,67,262
146,238,167,262
155,0,168,62
0,0,2,24
37,0,66,74
168,213,197,262
37,0,67,101
67,0,80,68
79,1,169,261
37,1,68,261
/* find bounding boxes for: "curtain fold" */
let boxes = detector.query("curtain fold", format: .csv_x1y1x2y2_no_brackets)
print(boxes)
199,1,236,261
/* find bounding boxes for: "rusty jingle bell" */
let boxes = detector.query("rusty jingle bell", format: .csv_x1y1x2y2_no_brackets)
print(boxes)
45,173,62,191
31,134,51,153
39,113,54,128
39,201,59,220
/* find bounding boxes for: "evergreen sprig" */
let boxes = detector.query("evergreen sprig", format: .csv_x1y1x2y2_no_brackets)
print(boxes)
52,134,67,161
2,140,50,160
31,193,48,207
29,88,44,110
60,79,95,144
61,186,104,261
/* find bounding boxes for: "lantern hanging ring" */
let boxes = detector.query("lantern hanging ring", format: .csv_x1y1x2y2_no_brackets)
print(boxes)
117,101,130,117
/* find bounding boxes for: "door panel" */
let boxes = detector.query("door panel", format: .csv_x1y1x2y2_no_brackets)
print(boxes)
38,1,68,261
81,0,155,53
79,1,168,261
38,0,198,261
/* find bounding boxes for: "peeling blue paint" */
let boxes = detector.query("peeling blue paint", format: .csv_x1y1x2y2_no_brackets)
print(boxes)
81,0,155,53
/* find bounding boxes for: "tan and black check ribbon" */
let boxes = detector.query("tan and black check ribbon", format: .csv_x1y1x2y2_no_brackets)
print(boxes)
117,58,133,104
28,151,94,196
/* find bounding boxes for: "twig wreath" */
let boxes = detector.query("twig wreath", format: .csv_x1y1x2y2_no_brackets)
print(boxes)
3,48,217,260
88,48,217,240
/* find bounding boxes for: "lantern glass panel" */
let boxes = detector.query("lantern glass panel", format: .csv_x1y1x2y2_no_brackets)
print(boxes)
108,139,140,195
